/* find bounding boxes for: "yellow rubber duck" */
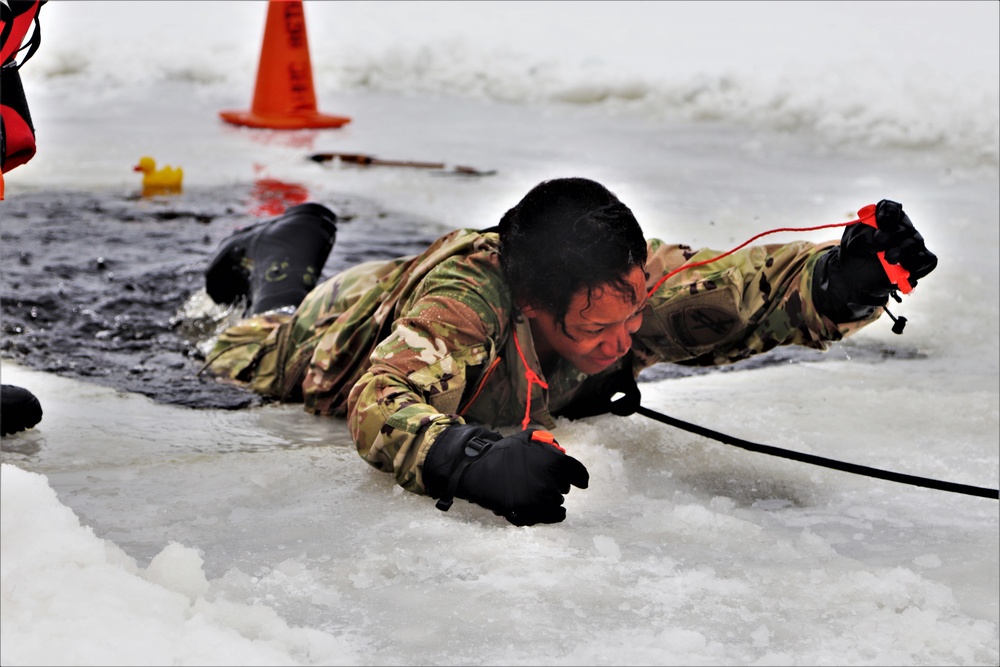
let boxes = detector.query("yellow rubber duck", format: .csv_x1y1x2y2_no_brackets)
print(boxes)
133,156,183,196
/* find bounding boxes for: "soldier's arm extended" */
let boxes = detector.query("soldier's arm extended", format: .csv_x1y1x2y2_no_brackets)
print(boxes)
634,238,871,368
635,201,936,368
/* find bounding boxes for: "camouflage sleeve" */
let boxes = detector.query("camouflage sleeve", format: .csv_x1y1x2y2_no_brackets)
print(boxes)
346,263,505,495
634,238,881,368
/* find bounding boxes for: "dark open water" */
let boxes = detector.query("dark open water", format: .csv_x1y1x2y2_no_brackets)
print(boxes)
1,185,444,409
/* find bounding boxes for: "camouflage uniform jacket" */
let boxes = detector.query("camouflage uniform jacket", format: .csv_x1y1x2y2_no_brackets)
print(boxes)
207,228,878,494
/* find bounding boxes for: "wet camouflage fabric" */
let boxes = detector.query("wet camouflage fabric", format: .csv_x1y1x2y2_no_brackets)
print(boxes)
205,229,878,494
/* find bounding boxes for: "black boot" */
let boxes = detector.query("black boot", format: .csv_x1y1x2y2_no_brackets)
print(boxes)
1,384,43,436
205,203,337,315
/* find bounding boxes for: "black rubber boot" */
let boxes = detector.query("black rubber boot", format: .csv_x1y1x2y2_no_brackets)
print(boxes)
205,203,337,315
1,384,43,436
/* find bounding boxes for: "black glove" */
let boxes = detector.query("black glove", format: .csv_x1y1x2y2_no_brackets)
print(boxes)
554,359,641,420
424,424,590,526
812,199,938,322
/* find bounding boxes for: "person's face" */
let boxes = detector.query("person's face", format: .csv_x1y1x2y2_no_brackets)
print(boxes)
523,265,647,375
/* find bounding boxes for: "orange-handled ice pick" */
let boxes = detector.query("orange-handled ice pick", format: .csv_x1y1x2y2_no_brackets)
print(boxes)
856,204,913,294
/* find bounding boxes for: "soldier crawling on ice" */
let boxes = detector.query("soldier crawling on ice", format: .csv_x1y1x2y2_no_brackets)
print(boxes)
200,177,937,526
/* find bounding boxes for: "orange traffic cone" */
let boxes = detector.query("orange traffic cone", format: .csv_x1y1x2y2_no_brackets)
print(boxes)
220,0,351,130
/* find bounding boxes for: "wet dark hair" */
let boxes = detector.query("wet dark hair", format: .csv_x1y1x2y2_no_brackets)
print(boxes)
498,177,648,331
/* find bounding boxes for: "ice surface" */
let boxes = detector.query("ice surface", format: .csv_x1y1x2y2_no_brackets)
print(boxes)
2,2,997,665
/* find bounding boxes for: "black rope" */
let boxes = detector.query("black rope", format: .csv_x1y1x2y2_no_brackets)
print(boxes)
635,405,999,500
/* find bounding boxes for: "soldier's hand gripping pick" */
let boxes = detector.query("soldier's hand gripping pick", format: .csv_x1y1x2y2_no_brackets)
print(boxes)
423,424,590,526
812,199,938,323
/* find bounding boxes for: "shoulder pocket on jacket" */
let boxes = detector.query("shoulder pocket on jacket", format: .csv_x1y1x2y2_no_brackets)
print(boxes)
640,268,746,360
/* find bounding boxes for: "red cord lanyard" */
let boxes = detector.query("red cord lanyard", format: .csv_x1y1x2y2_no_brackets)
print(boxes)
646,218,861,299
512,327,548,431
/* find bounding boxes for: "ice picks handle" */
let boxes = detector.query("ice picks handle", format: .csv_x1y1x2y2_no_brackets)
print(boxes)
857,204,913,294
